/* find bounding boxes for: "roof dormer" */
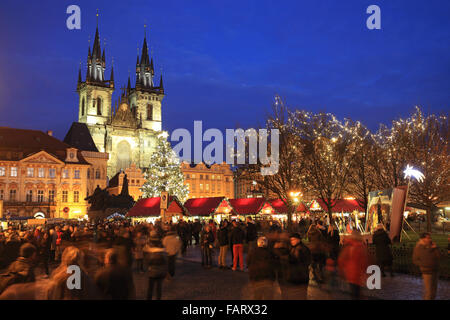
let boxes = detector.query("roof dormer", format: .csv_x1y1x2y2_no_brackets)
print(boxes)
65,148,79,162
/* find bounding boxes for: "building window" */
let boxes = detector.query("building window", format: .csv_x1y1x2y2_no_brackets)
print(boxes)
37,190,44,202
136,180,140,185
206,184,209,191
186,174,190,179
74,191,79,203
9,189,16,201
95,169,100,179
212,184,215,192
63,169,69,179
10,167,17,177
38,168,45,178
26,190,33,202
0,167,5,176
97,97,102,115
200,183,203,191
205,175,209,180
87,169,90,179
27,168,34,177
191,174,195,179
191,183,196,191
49,190,55,202
0,190,3,200
186,183,190,190
147,104,153,120
49,168,56,178
74,170,80,179
62,191,68,203
81,97,85,116
200,175,203,180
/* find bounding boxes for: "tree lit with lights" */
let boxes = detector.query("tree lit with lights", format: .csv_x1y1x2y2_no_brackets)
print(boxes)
140,132,189,202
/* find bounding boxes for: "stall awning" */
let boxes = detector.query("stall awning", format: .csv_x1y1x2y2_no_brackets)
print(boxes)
126,196,185,218
311,199,364,213
184,197,230,217
270,199,308,214
228,198,267,215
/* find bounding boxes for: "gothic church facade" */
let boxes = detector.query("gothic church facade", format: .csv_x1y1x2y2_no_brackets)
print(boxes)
75,26,164,178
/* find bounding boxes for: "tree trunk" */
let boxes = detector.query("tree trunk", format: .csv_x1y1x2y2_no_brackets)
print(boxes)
426,207,432,233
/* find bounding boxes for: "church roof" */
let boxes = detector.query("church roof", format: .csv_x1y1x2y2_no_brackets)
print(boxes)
63,122,99,152
0,127,89,164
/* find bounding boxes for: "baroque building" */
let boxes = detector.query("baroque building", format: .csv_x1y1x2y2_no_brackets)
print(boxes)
181,162,234,200
75,25,164,178
0,127,107,219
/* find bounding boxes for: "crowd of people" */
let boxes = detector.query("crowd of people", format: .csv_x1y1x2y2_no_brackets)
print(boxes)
0,216,444,300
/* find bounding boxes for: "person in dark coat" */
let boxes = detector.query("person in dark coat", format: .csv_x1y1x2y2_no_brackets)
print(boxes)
372,224,394,277
325,225,340,261
273,233,311,300
200,225,215,268
307,224,326,282
38,231,52,276
217,221,229,269
247,236,276,299
0,243,37,295
229,221,245,271
95,248,135,299
245,217,258,261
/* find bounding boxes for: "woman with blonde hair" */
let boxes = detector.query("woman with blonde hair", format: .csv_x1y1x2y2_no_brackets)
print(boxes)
46,246,102,300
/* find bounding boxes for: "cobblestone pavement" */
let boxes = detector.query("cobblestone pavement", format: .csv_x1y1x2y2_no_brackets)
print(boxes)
27,242,449,300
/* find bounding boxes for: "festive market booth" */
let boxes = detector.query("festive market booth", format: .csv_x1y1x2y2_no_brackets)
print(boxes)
309,199,365,233
228,198,269,222
126,196,186,224
183,197,233,223
269,199,309,223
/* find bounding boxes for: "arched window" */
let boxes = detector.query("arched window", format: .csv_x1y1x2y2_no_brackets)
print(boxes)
95,169,100,179
97,97,102,115
147,103,153,120
81,98,85,116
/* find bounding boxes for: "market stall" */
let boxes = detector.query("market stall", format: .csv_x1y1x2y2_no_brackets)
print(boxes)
228,197,268,222
269,199,309,223
126,196,187,224
183,197,233,223
309,199,365,234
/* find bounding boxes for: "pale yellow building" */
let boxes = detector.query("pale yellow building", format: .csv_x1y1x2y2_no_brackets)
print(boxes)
107,163,144,201
0,127,103,219
181,162,234,199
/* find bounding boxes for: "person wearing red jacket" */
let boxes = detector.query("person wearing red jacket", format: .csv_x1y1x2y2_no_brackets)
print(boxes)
338,230,368,300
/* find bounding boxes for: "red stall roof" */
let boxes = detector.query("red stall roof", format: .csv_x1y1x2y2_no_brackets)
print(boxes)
314,199,364,213
183,197,228,217
228,198,267,215
126,196,185,217
270,199,308,214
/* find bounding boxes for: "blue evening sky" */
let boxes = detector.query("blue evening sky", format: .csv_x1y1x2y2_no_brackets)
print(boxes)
0,0,449,140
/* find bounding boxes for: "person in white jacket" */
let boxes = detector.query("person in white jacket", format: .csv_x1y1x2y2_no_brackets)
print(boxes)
162,228,182,278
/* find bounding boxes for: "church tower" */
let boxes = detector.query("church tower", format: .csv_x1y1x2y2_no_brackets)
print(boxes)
128,33,164,132
77,24,114,152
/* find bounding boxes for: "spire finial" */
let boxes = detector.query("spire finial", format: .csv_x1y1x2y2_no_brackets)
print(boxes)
96,9,99,28
144,23,147,38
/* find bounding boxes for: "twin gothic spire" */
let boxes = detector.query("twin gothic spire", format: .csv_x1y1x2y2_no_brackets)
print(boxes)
77,20,163,93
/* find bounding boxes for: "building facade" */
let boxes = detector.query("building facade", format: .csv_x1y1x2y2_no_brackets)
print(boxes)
0,127,102,219
181,162,234,199
76,25,164,178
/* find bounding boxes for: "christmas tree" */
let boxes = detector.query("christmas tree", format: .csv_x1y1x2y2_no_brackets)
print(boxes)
140,132,189,202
